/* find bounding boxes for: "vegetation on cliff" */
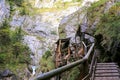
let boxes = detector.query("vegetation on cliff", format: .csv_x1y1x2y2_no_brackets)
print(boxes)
0,20,31,76
88,0,120,64
87,0,109,27
96,2,120,64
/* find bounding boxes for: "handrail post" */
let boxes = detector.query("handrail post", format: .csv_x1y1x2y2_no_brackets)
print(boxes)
78,60,89,80
79,43,94,80
78,43,92,80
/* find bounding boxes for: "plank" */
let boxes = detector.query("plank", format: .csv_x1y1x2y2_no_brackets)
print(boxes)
97,65,118,67
96,67,118,70
94,77,120,80
95,73,119,77
97,63,116,65
95,69,118,73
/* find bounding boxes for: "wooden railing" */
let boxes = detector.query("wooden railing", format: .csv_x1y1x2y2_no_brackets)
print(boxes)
35,43,95,80
82,49,98,80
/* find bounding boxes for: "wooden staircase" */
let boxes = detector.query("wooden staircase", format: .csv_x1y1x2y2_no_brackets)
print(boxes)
94,63,120,80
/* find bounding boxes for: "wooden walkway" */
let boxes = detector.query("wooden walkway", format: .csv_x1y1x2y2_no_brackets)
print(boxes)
93,63,120,80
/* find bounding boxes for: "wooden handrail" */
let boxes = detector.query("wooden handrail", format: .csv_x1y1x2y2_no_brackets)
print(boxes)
82,49,98,80
35,43,95,80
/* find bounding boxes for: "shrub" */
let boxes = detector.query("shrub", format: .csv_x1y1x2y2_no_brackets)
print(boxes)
0,20,31,75
40,50,54,73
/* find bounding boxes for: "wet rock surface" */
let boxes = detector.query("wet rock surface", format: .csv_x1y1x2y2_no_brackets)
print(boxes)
0,69,19,80
0,0,10,24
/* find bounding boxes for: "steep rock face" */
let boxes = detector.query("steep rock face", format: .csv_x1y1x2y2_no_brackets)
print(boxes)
0,0,9,24
10,6,79,66
58,0,116,40
59,0,99,40
8,1,80,78
0,0,81,79
23,35,46,65
10,11,25,29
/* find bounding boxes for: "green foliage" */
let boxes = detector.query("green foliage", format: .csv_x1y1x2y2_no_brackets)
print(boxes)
7,0,24,6
8,1,15,19
93,2,120,64
87,0,108,26
42,50,52,59
19,2,32,15
89,0,108,9
0,53,7,63
7,0,31,16
51,31,57,35
10,27,22,43
62,67,80,80
19,7,28,15
95,2,120,46
0,20,10,29
39,50,54,73
0,20,31,74
60,33,66,39
0,29,11,46
59,27,66,38
72,0,82,2
0,20,11,46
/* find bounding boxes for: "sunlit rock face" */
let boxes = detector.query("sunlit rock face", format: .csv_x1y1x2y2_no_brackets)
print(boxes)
81,0,99,6
32,0,75,8
22,7,80,70
23,35,47,65
10,13,58,67
10,11,25,30
0,0,9,24
59,0,117,43
34,0,55,8
59,0,100,39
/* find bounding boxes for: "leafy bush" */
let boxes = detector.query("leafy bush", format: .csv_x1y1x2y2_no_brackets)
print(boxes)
10,27,22,43
62,67,80,80
7,0,24,6
42,50,52,59
0,29,11,46
94,2,120,63
0,20,11,46
87,0,108,26
0,20,31,74
95,2,120,46
51,31,57,35
39,50,54,73
7,0,31,16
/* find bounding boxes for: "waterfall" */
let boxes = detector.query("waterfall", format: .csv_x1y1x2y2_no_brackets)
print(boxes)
31,66,36,76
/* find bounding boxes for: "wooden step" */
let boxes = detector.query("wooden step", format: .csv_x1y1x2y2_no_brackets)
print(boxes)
97,65,118,67
96,70,119,73
93,63,120,80
96,66,118,70
97,63,117,65
95,73,120,77
94,77,120,80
